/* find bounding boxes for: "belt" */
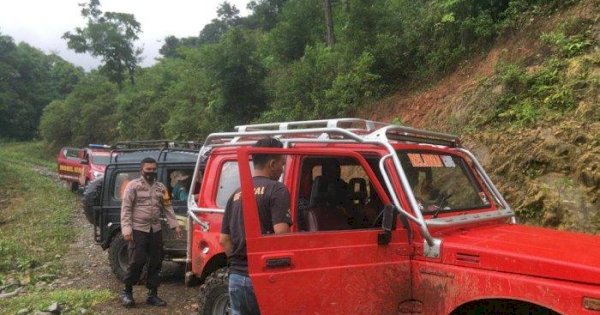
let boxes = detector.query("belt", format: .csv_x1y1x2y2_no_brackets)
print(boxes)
148,218,162,225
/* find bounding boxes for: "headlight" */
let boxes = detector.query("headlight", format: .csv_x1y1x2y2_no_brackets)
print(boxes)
93,171,103,179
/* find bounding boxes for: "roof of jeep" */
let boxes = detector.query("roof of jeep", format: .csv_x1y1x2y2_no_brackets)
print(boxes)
110,149,198,164
201,118,461,150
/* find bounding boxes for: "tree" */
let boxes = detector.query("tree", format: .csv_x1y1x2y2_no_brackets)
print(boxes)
0,31,82,140
198,1,241,44
247,0,288,31
323,0,335,46
63,0,142,88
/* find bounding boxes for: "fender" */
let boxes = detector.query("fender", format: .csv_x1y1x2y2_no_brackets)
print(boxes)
101,224,121,250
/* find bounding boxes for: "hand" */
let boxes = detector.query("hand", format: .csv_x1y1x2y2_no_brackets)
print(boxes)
123,230,132,242
175,226,183,239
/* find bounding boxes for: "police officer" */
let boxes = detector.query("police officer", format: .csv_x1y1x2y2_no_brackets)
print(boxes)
120,157,182,307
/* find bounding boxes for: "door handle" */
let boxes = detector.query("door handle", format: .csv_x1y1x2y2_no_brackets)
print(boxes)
265,257,292,268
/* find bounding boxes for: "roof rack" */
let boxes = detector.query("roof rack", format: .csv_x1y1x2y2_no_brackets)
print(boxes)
108,140,201,164
88,144,111,149
111,140,202,150
203,118,460,148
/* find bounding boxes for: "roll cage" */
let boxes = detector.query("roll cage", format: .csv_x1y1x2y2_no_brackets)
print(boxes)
187,118,514,256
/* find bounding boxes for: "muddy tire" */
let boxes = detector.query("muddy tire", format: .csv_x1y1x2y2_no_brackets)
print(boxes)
109,234,130,281
198,267,230,315
81,177,103,225
108,233,148,283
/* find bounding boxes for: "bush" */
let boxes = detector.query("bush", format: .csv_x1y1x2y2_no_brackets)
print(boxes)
541,17,595,57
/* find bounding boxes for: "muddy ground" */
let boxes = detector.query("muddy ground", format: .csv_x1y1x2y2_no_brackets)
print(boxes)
55,189,199,314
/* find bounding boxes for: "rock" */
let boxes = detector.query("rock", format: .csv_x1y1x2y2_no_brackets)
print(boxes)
47,302,61,314
0,287,22,299
79,308,88,314
34,312,52,315
17,308,30,315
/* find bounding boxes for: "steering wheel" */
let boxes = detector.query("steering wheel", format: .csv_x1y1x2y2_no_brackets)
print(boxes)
431,192,452,218
371,208,385,228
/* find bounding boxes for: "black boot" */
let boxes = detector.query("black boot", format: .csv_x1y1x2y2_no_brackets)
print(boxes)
121,286,135,308
146,288,167,307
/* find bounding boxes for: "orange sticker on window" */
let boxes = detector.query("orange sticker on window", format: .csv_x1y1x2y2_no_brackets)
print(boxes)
408,153,444,167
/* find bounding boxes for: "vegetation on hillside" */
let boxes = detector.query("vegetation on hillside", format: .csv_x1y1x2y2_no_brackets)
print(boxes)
360,0,598,233
31,0,580,149
0,34,82,140
2,0,597,233
0,143,111,314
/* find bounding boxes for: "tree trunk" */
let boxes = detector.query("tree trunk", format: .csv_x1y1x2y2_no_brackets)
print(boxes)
323,0,335,46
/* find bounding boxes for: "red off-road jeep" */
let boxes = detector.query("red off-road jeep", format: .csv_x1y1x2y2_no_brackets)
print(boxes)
57,144,110,191
186,119,600,315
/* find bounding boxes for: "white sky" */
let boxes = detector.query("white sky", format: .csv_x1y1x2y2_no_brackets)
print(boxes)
0,0,250,70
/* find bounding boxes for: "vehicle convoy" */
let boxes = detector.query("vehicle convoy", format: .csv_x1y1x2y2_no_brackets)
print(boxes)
57,144,111,191
85,141,199,280
186,118,600,315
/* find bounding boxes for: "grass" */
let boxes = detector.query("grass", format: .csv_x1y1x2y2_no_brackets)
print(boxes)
0,289,113,315
0,142,112,314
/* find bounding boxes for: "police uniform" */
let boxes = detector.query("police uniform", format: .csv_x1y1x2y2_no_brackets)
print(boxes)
120,177,179,290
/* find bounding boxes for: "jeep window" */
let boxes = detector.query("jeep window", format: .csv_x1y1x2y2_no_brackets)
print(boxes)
215,160,262,208
91,154,111,165
63,148,80,161
168,169,194,202
113,171,139,200
216,161,241,208
397,151,491,214
298,157,385,232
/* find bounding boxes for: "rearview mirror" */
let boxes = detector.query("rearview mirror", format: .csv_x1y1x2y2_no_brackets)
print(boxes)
377,204,396,245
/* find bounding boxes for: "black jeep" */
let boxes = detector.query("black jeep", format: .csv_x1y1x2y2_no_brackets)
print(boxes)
82,141,200,281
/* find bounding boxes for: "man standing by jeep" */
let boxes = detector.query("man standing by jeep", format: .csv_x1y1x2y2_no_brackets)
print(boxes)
220,138,292,315
120,157,182,308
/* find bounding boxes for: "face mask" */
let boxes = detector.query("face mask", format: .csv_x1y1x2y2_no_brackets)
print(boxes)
143,171,157,182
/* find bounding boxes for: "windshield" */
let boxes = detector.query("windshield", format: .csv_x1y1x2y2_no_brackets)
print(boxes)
91,154,111,165
397,150,492,214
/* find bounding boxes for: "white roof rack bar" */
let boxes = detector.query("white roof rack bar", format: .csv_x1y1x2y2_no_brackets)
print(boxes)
227,118,460,148
234,118,388,133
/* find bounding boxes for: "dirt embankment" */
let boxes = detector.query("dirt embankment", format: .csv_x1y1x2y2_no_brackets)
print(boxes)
361,0,600,233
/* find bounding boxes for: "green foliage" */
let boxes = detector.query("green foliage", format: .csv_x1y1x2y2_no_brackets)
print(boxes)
0,142,78,281
541,17,595,57
0,289,112,315
263,0,324,63
493,58,577,126
34,0,587,148
39,74,118,149
0,33,82,141
63,0,142,87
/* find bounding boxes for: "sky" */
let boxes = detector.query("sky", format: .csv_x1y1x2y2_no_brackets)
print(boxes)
0,0,250,70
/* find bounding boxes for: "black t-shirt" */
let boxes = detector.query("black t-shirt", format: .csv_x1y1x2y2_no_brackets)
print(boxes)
221,176,292,276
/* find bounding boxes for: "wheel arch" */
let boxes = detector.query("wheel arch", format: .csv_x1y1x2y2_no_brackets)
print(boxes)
450,298,561,315
199,252,228,283
101,225,121,250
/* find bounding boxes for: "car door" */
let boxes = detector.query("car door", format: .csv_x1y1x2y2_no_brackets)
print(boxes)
237,147,413,314
98,164,139,245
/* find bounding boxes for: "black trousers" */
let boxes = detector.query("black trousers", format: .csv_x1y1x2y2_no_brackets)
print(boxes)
123,229,163,289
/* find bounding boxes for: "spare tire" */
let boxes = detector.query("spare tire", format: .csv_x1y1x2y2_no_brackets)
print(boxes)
81,176,103,225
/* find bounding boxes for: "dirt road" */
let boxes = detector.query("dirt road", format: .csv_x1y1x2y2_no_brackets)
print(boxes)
56,195,200,314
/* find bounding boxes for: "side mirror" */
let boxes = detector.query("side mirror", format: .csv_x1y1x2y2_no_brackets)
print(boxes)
377,204,396,245
80,159,89,165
